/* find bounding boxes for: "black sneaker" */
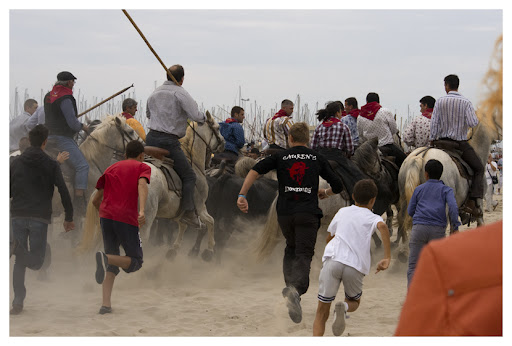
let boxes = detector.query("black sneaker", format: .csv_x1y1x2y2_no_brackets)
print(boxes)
95,251,108,284
10,304,23,315
181,210,205,229
282,286,302,323
99,306,112,315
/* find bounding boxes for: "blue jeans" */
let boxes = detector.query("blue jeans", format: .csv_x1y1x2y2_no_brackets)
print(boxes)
407,223,446,288
48,135,89,190
146,130,197,211
11,218,48,307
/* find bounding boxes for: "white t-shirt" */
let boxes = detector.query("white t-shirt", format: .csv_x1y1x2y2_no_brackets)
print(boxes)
322,205,384,275
485,161,498,185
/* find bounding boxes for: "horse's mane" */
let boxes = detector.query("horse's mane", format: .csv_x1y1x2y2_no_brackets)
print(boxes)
352,137,380,178
80,114,126,155
235,156,257,178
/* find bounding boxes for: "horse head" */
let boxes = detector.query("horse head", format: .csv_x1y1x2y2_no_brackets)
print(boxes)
82,115,140,155
199,110,225,153
352,137,381,179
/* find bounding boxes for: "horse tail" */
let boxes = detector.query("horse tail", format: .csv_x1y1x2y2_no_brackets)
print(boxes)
253,196,281,261
400,155,424,231
75,190,101,254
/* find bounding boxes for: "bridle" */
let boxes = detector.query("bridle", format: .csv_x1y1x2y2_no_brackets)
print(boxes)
184,117,224,171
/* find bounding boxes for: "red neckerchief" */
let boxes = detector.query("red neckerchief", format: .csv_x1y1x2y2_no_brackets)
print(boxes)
48,85,73,104
272,109,289,120
122,112,134,120
359,102,382,121
225,118,238,124
348,109,360,118
340,111,347,118
421,108,433,119
322,117,341,128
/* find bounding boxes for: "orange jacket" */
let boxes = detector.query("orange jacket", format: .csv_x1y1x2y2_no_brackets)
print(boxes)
395,221,502,336
126,118,146,142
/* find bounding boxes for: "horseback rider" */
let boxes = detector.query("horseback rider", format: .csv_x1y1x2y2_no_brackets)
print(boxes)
121,98,146,142
44,71,90,218
311,101,364,200
358,92,407,167
342,97,360,148
430,74,483,217
145,64,206,228
211,106,245,166
263,99,295,151
403,96,435,152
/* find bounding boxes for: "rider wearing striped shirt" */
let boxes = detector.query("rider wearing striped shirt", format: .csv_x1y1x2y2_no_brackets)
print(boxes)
429,74,483,217
263,99,295,150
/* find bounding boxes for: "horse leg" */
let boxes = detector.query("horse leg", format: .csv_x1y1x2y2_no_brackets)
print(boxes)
213,219,234,265
188,226,207,258
149,218,164,246
386,207,394,237
199,211,215,262
372,232,382,248
167,221,187,260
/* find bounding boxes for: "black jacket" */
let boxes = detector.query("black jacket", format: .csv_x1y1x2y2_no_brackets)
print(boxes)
44,92,78,138
10,146,73,222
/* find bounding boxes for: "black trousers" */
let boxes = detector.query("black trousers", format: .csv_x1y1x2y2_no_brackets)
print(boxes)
277,213,321,296
380,143,407,168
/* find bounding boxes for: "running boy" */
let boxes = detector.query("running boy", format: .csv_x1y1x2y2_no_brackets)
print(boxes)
313,179,391,336
407,159,460,287
237,122,343,324
92,140,150,314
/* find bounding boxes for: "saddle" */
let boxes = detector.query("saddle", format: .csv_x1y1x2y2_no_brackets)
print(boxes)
422,140,473,180
143,146,182,197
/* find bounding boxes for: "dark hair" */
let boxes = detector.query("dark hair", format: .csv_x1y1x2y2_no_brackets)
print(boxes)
231,106,244,117
334,100,344,111
281,99,293,108
366,92,380,103
419,96,436,109
425,159,443,180
29,124,49,147
19,137,30,153
167,64,185,82
345,97,358,109
316,101,341,122
24,98,37,111
353,179,378,205
122,98,138,111
444,74,459,90
289,122,310,144
126,140,145,159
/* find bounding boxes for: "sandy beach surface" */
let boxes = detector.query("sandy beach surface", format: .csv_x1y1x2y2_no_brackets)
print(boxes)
8,194,503,338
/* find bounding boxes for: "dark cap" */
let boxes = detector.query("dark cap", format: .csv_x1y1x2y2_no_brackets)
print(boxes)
57,71,77,81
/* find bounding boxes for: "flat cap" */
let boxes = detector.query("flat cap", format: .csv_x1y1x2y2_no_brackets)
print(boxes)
57,71,77,81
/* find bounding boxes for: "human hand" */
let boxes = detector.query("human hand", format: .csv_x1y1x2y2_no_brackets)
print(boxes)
138,211,146,226
63,221,75,232
237,196,248,213
375,258,390,273
57,151,70,164
82,124,89,133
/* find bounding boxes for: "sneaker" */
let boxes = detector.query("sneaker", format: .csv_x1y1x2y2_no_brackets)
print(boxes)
95,251,108,284
181,210,205,229
332,302,346,336
10,304,23,315
99,306,112,315
282,286,302,323
10,239,19,258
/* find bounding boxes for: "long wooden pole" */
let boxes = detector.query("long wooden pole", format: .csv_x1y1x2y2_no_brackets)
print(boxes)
122,9,179,85
76,84,134,117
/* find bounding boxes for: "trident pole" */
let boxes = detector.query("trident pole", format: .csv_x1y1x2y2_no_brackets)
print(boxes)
76,84,134,117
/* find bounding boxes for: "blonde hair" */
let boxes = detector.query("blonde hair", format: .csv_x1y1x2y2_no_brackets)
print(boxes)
289,122,310,144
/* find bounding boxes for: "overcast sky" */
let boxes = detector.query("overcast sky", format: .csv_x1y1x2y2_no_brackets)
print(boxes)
7,6,504,130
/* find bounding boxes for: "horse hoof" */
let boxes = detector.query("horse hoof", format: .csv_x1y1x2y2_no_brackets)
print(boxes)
397,251,408,263
166,249,177,261
201,250,214,262
188,248,200,257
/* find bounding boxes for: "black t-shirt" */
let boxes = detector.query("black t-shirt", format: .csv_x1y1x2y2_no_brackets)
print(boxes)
252,145,343,216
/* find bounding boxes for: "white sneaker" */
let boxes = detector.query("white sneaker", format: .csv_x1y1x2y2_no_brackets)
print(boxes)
332,302,346,336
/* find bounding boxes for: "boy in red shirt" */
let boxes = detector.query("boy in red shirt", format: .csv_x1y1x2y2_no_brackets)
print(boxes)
92,140,151,314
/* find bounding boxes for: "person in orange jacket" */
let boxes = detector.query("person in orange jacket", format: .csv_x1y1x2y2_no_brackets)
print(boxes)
394,220,502,336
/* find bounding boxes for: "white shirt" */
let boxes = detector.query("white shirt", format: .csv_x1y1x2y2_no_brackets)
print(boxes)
322,205,383,275
486,161,498,185
357,107,397,147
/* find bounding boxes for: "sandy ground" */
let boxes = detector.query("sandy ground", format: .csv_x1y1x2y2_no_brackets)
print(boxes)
9,193,503,337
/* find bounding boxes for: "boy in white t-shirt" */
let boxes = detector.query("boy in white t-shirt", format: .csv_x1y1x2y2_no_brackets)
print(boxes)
312,179,391,336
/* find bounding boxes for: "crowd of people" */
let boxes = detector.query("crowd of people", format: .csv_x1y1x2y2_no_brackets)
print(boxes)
9,68,502,336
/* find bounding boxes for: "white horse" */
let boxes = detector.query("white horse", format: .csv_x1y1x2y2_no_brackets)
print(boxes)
396,112,502,262
79,111,225,261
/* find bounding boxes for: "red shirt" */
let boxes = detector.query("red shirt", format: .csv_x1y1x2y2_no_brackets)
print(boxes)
96,160,151,227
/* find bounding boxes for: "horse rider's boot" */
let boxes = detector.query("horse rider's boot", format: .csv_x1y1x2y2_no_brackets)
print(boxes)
181,210,206,229
464,198,483,217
